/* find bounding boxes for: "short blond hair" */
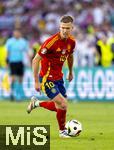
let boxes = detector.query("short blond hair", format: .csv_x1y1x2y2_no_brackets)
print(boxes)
60,15,74,23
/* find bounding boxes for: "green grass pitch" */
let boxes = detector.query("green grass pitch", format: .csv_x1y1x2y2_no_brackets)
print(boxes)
0,100,114,150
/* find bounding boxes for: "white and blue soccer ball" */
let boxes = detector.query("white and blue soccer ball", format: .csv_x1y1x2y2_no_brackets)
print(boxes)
65,119,82,136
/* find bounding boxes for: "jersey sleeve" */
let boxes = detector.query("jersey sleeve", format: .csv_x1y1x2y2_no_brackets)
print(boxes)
6,39,11,52
38,34,59,57
38,41,49,57
38,36,54,57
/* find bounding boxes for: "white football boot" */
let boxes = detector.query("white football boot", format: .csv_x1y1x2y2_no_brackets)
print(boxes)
59,130,71,138
27,96,40,114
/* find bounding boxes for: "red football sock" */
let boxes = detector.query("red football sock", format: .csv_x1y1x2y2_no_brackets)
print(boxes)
56,109,66,130
39,101,57,112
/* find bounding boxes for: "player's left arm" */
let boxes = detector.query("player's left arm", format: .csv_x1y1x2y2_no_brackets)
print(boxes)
67,53,74,82
67,40,75,82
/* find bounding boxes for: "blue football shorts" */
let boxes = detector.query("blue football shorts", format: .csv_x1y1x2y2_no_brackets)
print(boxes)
39,76,67,99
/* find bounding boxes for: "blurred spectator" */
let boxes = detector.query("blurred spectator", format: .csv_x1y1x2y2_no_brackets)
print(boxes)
0,32,7,68
107,35,114,64
96,32,113,67
32,42,40,59
6,28,29,100
75,32,96,67
92,1,104,26
29,29,41,62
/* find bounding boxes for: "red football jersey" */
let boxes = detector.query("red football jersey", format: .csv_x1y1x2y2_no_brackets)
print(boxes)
38,32,76,81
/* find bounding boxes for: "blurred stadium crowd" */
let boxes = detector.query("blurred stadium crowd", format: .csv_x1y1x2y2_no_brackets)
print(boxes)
0,0,114,68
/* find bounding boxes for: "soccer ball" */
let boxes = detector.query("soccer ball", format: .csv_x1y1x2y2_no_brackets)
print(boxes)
65,119,82,136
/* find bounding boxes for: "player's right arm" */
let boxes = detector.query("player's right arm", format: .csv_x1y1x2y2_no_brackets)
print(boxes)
33,34,57,91
32,53,42,91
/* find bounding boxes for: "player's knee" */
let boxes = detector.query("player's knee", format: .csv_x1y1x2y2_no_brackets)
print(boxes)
59,98,67,110
53,94,68,110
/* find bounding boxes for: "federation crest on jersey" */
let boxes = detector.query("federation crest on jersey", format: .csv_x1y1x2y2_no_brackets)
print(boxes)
51,88,56,94
41,48,47,54
62,49,66,54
